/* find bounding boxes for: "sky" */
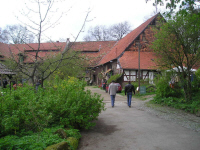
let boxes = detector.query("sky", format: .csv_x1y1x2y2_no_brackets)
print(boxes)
0,0,167,42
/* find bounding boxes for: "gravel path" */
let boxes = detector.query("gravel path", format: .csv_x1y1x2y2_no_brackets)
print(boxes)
136,97,200,134
78,87,200,150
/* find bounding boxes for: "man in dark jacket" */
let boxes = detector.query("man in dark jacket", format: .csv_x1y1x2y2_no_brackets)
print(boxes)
125,81,135,108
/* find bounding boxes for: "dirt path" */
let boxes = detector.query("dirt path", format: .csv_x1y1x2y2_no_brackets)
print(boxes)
77,87,200,150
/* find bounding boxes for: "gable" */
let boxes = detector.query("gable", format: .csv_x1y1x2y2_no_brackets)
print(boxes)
97,13,160,66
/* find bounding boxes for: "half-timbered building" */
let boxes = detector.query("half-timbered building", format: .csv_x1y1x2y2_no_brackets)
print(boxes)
1,13,198,87
91,13,161,86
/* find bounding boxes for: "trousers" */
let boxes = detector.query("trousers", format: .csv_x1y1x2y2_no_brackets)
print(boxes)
110,95,116,107
127,92,132,106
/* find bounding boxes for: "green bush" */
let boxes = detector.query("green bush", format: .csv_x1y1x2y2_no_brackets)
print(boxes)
0,126,81,150
154,74,183,99
192,68,200,92
150,70,200,114
107,74,122,84
152,73,200,114
152,94,200,114
0,76,105,137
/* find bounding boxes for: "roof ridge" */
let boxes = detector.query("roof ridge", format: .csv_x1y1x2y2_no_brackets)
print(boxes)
97,41,118,66
97,13,160,66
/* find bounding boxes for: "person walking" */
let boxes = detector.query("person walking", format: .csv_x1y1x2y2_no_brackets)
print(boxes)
125,81,135,108
108,80,118,108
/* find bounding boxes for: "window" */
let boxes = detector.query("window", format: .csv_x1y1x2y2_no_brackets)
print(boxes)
143,71,148,79
124,70,150,82
124,70,136,81
149,72,154,84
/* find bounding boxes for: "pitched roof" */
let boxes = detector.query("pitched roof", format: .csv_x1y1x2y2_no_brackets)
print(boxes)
0,41,116,65
98,13,159,66
9,42,66,54
70,41,116,66
23,51,60,63
70,41,115,52
119,51,158,70
0,42,10,59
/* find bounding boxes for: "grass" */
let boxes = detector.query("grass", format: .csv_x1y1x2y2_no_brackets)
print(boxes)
109,88,156,101
145,100,163,108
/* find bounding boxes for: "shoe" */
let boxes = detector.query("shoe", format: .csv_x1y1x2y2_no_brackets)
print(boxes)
129,106,131,108
112,106,114,108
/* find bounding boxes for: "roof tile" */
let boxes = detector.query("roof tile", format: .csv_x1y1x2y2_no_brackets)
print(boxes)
98,14,159,65
119,51,158,70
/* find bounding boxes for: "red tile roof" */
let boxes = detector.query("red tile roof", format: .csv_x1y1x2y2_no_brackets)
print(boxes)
3,42,66,63
23,51,60,63
0,42,10,59
70,41,116,66
0,41,116,65
70,41,115,52
9,42,66,53
98,13,159,66
119,51,158,70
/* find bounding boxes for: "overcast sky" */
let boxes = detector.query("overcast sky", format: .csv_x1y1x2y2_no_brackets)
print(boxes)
0,0,167,42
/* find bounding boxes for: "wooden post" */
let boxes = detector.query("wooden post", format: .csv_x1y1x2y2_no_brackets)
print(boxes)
138,42,141,93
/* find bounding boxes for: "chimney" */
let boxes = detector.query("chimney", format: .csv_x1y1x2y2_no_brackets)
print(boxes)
62,38,70,54
99,45,101,51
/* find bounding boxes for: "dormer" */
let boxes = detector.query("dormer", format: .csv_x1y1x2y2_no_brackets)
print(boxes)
18,53,25,63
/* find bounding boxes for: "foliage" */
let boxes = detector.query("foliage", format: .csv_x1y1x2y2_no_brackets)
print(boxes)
151,11,200,101
107,74,122,84
152,70,200,114
192,68,200,92
154,72,183,99
146,0,199,16
195,68,200,81
0,77,105,137
0,126,81,150
152,93,200,114
45,51,87,80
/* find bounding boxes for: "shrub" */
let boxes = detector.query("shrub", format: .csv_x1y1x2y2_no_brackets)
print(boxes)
0,76,105,137
192,68,200,92
151,71,200,114
107,74,122,84
154,74,183,99
0,126,81,150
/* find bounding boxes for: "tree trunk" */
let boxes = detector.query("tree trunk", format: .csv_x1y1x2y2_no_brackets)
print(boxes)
182,72,192,102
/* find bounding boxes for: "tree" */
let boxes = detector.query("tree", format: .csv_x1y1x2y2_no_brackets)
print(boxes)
83,25,111,41
151,12,200,101
0,25,36,44
83,21,132,41
146,0,200,15
49,51,88,80
108,21,131,40
0,27,8,43
5,0,89,87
